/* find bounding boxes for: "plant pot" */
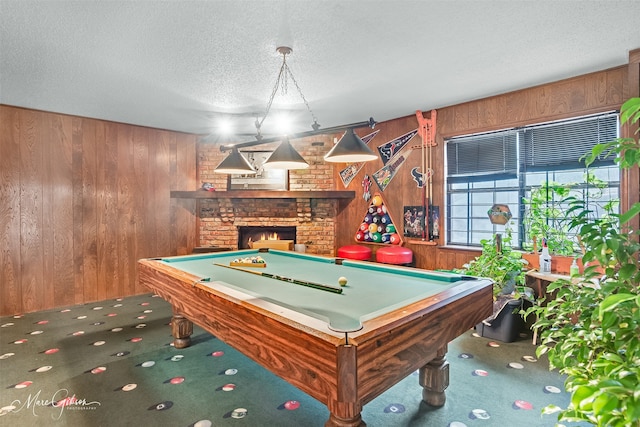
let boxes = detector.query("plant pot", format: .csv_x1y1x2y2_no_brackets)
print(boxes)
522,252,539,270
522,253,604,275
552,255,576,274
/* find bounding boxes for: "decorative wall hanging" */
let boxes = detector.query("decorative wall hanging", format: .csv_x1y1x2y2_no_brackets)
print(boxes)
361,174,372,201
403,206,426,238
410,167,431,188
488,204,512,225
376,129,418,165
354,193,403,245
372,150,412,191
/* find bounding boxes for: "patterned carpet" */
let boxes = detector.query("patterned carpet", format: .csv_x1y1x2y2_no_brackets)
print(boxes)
0,293,591,426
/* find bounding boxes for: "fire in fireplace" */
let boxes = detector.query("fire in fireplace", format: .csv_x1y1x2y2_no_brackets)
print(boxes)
237,226,296,249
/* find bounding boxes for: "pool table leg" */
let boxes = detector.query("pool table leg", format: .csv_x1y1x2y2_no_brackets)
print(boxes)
419,345,449,407
325,413,366,427
325,344,366,427
170,307,193,349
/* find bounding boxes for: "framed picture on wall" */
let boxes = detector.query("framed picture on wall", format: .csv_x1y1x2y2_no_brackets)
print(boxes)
229,150,289,190
403,205,426,238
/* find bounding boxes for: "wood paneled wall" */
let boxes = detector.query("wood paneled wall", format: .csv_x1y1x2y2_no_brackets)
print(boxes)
0,106,197,316
335,64,636,271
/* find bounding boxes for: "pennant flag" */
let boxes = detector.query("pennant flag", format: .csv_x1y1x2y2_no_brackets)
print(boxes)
376,129,418,165
372,152,410,191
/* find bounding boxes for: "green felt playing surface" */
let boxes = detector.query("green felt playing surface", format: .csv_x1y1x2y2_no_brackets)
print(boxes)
159,249,484,333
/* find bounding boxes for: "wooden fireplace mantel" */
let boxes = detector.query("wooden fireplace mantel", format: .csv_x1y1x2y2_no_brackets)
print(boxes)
170,190,355,200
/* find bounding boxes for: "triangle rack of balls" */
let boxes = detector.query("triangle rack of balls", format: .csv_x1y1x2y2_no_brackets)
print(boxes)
354,193,403,245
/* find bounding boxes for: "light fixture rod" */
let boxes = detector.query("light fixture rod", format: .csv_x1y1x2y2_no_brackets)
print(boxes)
220,117,376,152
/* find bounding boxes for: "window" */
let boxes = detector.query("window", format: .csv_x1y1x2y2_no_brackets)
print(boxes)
445,112,620,248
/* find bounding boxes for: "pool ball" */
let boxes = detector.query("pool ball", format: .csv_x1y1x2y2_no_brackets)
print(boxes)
371,195,383,206
338,277,348,286
364,213,373,223
355,231,364,241
389,233,401,244
368,223,378,233
381,233,391,243
381,214,391,224
371,232,382,242
386,224,396,233
359,222,369,231
377,224,386,233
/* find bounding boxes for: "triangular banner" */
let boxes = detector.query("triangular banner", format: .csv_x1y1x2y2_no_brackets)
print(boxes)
376,129,418,165
372,150,411,191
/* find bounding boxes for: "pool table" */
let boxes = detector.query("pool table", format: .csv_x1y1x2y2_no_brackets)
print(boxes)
137,249,492,427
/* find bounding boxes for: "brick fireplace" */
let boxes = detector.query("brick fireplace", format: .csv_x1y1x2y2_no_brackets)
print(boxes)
196,135,343,256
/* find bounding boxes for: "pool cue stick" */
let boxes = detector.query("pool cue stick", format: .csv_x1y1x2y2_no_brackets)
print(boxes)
416,110,430,241
427,120,433,241
213,263,343,294
422,117,428,241
427,110,437,241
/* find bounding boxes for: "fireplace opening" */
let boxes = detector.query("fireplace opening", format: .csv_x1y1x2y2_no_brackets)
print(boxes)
238,226,296,250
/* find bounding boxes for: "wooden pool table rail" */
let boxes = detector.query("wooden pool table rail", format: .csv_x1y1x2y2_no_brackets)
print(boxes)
138,257,492,427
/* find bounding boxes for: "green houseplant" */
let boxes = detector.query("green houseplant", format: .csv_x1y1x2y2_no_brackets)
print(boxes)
458,228,532,342
522,181,577,256
460,229,528,298
524,97,640,426
521,174,613,273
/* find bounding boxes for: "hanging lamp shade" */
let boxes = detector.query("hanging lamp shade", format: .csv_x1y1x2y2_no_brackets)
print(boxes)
214,148,256,174
324,128,378,163
262,138,309,170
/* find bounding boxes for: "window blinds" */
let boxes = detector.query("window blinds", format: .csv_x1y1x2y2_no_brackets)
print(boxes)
446,112,618,178
446,131,518,179
521,112,618,171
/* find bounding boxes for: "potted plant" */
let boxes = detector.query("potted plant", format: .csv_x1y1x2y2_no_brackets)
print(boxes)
522,174,612,274
458,228,532,342
524,97,640,426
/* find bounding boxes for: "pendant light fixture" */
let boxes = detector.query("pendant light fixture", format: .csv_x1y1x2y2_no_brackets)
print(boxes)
214,45,377,172
213,147,256,175
215,46,312,173
324,128,378,163
262,137,309,170
260,46,313,170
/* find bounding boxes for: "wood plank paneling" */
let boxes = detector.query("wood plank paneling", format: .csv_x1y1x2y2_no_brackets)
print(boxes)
20,109,45,313
77,117,97,304
173,133,197,255
51,114,74,308
98,121,119,302
0,106,198,316
130,126,148,296
0,106,22,314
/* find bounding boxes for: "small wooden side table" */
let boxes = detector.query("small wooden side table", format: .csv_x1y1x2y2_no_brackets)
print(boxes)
525,270,570,300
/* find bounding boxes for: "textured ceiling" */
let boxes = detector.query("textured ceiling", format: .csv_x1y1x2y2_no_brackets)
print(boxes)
2,0,640,143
